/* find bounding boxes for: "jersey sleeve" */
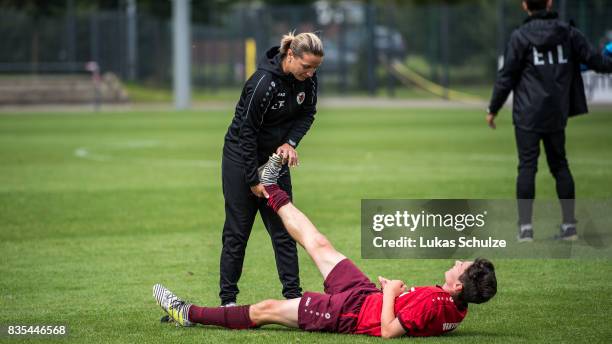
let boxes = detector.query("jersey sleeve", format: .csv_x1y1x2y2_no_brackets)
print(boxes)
396,300,433,335
237,71,276,186
285,74,317,148
488,31,526,115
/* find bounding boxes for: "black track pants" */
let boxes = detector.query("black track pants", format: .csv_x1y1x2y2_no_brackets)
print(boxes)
515,127,576,225
219,156,302,304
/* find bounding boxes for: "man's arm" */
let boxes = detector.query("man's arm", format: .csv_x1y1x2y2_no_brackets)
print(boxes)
571,29,612,73
488,32,525,117
380,279,407,339
238,72,275,189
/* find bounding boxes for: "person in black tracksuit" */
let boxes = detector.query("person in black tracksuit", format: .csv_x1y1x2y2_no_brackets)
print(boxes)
219,32,323,305
487,0,612,241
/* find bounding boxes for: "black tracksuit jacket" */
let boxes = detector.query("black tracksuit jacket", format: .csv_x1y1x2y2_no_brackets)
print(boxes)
223,46,317,186
488,11,612,132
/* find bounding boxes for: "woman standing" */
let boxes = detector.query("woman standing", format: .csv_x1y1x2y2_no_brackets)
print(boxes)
219,32,323,306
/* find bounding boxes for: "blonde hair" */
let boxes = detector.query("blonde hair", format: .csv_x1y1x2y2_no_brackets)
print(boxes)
279,31,324,57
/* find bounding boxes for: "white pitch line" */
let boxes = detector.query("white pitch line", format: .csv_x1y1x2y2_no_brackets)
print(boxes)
74,147,111,162
116,140,162,148
73,143,612,171
73,143,218,168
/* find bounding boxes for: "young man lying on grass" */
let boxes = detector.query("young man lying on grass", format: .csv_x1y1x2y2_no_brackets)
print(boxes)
153,154,497,338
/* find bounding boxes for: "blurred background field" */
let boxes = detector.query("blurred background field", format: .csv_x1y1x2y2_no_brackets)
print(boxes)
1,0,611,105
1,106,612,343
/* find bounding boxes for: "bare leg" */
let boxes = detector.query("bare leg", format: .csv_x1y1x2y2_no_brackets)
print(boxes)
276,202,346,279
249,298,300,328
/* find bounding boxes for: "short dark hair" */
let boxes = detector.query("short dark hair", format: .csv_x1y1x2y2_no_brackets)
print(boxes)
524,0,548,11
457,258,497,304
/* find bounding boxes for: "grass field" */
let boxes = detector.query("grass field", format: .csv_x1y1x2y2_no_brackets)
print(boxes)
1,105,611,343
123,83,493,103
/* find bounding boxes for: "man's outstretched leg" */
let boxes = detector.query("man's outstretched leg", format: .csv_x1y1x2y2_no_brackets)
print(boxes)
153,283,300,329
152,155,355,331
259,155,381,335
259,153,346,279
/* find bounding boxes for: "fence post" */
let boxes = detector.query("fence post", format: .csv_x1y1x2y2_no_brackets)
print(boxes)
172,0,191,110
384,3,396,98
65,0,77,72
578,1,588,38
428,5,439,84
90,11,99,68
496,0,505,56
339,6,348,94
440,1,450,99
126,0,138,81
365,0,377,95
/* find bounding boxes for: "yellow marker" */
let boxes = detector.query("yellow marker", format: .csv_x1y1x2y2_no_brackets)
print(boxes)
245,38,257,81
389,60,483,104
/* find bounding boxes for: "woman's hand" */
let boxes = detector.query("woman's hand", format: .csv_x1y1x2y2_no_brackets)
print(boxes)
250,183,269,198
276,143,299,167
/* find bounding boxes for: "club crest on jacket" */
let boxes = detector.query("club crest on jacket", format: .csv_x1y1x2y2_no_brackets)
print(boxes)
297,92,305,105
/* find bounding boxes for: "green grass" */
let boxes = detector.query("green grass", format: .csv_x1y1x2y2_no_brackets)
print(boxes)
123,82,491,103
124,83,242,102
1,106,611,343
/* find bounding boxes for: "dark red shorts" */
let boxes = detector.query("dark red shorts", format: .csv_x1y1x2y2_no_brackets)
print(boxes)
297,259,379,333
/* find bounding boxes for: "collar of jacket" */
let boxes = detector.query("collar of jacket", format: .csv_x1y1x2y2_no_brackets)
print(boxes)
273,53,298,83
524,10,559,23
259,46,297,83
